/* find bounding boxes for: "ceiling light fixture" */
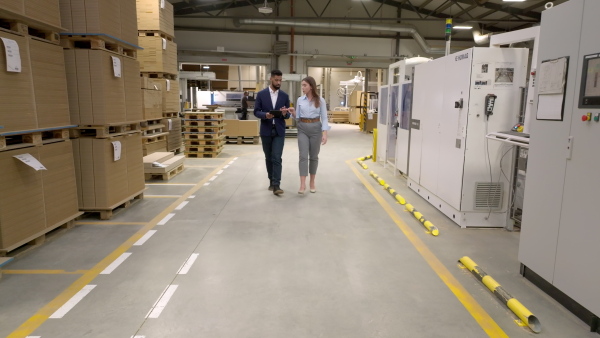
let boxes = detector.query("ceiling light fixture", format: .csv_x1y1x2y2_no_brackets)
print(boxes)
203,66,210,69
258,0,273,14
453,25,473,30
502,0,526,2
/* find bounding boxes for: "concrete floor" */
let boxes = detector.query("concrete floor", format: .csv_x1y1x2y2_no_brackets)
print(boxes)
0,124,596,338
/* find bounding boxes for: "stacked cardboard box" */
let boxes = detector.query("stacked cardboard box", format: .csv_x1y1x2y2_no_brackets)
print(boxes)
72,134,145,218
183,112,225,158
223,120,259,144
60,0,146,217
162,117,182,152
0,2,80,253
137,0,181,157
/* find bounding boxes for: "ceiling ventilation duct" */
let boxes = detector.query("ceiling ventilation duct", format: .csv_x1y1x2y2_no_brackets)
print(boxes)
235,19,447,55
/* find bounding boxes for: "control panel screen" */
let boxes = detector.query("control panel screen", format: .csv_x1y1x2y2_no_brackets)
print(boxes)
579,53,600,108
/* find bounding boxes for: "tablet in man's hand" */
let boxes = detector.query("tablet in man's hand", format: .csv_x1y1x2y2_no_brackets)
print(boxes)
270,110,282,118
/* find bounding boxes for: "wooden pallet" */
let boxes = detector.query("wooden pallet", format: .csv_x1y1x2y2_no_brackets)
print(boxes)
71,122,141,139
186,144,224,152
141,72,177,80
145,164,184,181
0,212,83,257
183,113,224,120
183,133,224,140
142,132,169,144
183,125,225,133
162,112,179,118
0,17,60,45
185,151,222,158
185,137,225,146
60,34,137,58
138,30,175,41
183,119,223,127
81,191,144,220
225,136,260,145
1,127,71,152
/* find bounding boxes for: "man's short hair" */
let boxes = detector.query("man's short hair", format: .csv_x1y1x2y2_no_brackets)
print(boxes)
271,69,283,77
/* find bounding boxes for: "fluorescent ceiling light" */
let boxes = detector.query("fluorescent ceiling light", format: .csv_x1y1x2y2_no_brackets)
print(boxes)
203,66,210,69
453,25,473,29
503,0,525,2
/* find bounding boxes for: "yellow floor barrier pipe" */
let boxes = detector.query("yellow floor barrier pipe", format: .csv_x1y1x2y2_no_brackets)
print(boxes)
405,204,440,236
459,256,541,333
358,155,373,161
370,172,407,205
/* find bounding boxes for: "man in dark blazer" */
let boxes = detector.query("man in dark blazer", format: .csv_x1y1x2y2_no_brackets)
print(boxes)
254,69,291,195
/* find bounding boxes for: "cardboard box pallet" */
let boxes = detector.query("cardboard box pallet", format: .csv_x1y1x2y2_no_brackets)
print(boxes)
136,0,174,38
0,0,62,31
143,151,185,180
0,140,80,252
223,119,259,137
137,35,177,75
65,49,143,125
73,133,145,213
0,30,72,133
58,0,139,46
161,117,182,152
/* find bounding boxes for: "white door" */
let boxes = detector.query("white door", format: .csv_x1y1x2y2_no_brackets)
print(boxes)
376,86,389,163
386,84,400,168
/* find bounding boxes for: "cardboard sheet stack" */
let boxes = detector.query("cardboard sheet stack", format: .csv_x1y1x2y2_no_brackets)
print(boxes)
0,2,81,253
143,152,185,180
137,0,182,156
59,0,146,219
183,110,225,158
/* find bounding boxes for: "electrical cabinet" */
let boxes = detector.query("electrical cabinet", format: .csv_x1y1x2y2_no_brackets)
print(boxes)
519,0,600,324
408,47,528,228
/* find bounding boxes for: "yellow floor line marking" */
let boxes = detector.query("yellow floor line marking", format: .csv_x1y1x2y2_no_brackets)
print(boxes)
184,165,219,168
7,158,234,338
2,270,88,275
346,160,508,338
75,222,147,226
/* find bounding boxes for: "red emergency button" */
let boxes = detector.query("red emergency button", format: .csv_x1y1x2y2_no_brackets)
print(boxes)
582,113,592,121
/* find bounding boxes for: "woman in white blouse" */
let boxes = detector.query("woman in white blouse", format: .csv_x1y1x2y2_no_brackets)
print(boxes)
284,76,330,194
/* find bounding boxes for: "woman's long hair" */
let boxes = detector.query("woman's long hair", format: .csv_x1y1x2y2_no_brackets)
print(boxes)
302,76,320,108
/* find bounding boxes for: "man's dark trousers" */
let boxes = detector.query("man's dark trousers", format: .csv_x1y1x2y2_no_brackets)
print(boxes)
261,127,285,186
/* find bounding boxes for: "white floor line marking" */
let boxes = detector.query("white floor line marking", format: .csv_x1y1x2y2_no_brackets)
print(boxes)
223,165,230,169
203,183,210,186
188,195,196,199
134,230,157,246
175,201,189,210
145,184,196,186
26,336,41,338
49,285,96,319
177,253,200,275
228,161,234,165
100,253,132,275
233,157,239,160
146,285,179,318
145,195,182,198
216,170,224,175
209,176,218,181
157,213,175,226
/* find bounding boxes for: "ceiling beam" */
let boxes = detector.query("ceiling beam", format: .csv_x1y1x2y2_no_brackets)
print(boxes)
174,0,278,16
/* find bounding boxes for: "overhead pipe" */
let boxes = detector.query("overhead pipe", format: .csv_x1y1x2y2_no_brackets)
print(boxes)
235,19,447,55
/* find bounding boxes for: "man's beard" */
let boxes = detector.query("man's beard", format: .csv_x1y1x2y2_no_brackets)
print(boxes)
272,83,280,90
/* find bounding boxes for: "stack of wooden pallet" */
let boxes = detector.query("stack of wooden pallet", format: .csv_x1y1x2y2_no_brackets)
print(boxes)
137,0,182,156
59,0,146,220
0,1,81,254
183,111,225,158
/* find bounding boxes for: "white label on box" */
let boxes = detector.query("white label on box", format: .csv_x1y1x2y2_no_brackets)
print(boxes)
111,56,122,78
160,0,165,9
13,154,46,171
0,37,22,73
167,119,172,130
162,38,167,50
112,141,122,161
166,79,171,91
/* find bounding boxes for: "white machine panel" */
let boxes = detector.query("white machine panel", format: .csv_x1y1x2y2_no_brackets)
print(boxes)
409,47,528,227
520,0,600,319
